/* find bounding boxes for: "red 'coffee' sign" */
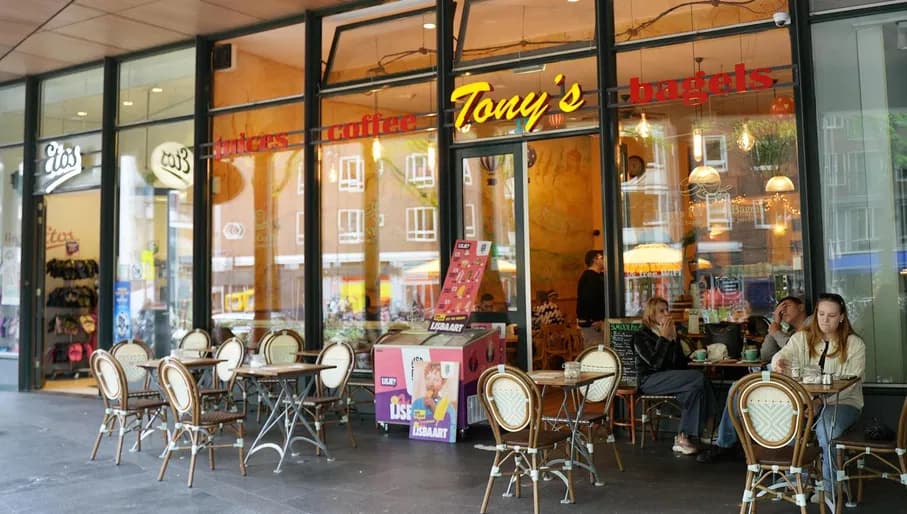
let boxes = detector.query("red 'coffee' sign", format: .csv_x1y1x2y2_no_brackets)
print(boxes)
324,113,417,141
628,63,773,106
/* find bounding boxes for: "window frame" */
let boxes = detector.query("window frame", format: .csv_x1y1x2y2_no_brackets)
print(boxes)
338,208,365,244
405,206,437,242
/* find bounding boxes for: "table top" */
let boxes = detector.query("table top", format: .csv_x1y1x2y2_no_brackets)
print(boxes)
137,357,225,370
295,350,321,358
528,370,614,388
688,359,766,368
800,376,861,396
234,362,335,378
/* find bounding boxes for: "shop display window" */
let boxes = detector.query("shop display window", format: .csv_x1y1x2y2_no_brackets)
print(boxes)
116,120,195,351
813,11,907,383
319,81,439,341
323,7,436,85
452,55,599,142
613,0,788,44
454,0,594,66
0,146,22,357
0,83,25,145
209,102,306,337
212,23,305,109
614,29,802,320
119,47,195,125
40,67,103,138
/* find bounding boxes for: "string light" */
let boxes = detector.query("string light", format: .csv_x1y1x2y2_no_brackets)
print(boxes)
636,112,651,139
737,122,756,151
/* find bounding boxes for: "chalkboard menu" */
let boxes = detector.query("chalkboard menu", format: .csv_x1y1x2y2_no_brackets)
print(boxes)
605,318,643,386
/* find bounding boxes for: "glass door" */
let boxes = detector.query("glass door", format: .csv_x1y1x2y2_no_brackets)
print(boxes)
455,144,529,368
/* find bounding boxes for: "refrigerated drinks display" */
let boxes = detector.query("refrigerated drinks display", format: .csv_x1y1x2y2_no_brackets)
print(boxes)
373,327,503,438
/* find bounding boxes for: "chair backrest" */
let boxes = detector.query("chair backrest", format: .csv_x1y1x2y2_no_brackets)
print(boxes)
110,339,153,389
478,365,542,447
746,316,771,338
316,341,354,392
729,372,814,467
214,337,245,387
158,358,200,424
90,350,128,409
704,322,744,359
255,330,276,353
179,329,211,358
263,329,303,365
576,345,622,409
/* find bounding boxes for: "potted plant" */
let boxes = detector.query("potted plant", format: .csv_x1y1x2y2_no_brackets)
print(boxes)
735,118,797,177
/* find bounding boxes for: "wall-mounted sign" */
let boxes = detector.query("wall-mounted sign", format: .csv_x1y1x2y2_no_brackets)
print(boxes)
451,73,585,133
222,222,245,240
627,63,773,106
214,132,289,159
150,141,193,189
43,141,82,194
324,113,417,141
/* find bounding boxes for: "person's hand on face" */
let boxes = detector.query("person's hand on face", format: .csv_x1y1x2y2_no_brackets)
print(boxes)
660,315,677,340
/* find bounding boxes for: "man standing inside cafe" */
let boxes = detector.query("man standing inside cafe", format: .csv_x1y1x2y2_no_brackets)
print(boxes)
576,250,606,347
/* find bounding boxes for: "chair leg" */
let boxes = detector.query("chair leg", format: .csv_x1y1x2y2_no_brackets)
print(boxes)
209,431,216,471
345,398,357,448
836,450,845,514
531,452,540,514
480,451,501,514
740,469,754,514
90,415,112,461
639,399,647,448
607,424,624,472
115,414,126,465
238,421,247,476
188,431,199,488
158,427,181,482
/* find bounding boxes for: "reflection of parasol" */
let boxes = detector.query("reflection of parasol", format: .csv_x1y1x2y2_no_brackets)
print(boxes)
403,258,516,277
623,243,711,274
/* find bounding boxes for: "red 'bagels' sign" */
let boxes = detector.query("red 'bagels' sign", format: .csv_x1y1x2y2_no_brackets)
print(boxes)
627,63,773,106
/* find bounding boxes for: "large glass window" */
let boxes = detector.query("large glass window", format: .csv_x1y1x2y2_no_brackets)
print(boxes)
209,103,306,338
613,0,788,44
813,12,907,384
0,146,23,362
0,83,25,145
40,67,104,138
615,29,801,320
212,24,304,109
455,0,594,65
119,47,195,125
810,0,893,12
320,81,439,340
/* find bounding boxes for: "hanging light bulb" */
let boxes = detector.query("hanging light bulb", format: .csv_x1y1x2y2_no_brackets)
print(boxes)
372,137,383,162
636,112,651,139
689,164,721,186
692,127,704,163
737,122,756,151
765,175,795,193
328,166,338,183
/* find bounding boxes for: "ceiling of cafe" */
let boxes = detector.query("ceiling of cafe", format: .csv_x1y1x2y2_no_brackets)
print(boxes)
0,0,360,82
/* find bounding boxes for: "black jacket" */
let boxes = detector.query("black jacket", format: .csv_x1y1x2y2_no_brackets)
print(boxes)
632,325,687,382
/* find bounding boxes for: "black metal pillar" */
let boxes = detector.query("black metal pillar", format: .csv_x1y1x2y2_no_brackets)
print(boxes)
98,57,118,351
304,14,323,350
437,0,455,278
18,78,38,391
193,36,213,330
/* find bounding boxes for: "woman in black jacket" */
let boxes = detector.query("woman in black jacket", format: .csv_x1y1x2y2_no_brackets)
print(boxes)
633,296,715,455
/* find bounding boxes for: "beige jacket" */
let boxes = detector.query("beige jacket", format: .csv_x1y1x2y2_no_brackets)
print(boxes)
771,332,865,409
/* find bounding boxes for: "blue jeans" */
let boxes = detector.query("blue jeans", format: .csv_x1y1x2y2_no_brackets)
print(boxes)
716,401,738,448
815,404,861,493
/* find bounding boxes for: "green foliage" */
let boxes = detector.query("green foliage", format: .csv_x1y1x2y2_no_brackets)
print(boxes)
735,118,797,175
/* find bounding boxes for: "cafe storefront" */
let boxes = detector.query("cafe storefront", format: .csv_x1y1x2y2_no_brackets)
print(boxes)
0,0,904,393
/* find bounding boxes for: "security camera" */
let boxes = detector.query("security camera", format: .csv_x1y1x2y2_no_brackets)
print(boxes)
773,12,791,27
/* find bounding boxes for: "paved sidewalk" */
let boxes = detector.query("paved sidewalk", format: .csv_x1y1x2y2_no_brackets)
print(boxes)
0,391,903,513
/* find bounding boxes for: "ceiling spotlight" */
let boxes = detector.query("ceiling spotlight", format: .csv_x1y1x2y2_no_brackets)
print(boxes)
567,0,580,3
151,87,163,93
122,100,134,106
423,22,436,29
76,111,88,117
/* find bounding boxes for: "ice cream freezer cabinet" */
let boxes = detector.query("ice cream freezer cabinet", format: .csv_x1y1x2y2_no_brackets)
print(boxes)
373,328,504,438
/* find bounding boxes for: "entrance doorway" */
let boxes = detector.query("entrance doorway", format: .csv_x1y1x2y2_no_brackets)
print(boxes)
34,189,101,394
455,134,603,370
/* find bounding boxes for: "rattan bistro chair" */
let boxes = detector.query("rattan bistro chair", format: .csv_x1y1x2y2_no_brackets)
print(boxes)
831,395,907,514
110,339,160,400
254,329,304,421
178,328,211,358
157,358,246,488
89,350,167,465
478,365,573,514
574,345,625,474
729,372,825,514
302,341,356,454
200,337,245,411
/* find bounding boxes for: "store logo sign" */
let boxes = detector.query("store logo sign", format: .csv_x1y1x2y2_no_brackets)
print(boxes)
324,113,417,141
451,73,585,133
627,63,773,106
150,142,194,189
43,141,82,193
222,222,245,240
214,132,289,159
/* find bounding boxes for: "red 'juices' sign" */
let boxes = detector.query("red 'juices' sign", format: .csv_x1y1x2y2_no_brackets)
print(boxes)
627,63,773,106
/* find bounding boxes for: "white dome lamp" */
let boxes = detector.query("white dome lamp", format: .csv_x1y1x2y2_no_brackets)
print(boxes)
689,164,721,186
765,175,795,193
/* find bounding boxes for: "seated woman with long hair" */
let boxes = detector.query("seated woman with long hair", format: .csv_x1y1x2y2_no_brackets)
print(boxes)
771,292,865,499
633,297,715,455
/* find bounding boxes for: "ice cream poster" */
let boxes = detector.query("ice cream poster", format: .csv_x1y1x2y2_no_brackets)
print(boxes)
409,361,459,443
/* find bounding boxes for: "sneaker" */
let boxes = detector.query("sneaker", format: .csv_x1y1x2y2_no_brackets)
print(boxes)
672,435,699,455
